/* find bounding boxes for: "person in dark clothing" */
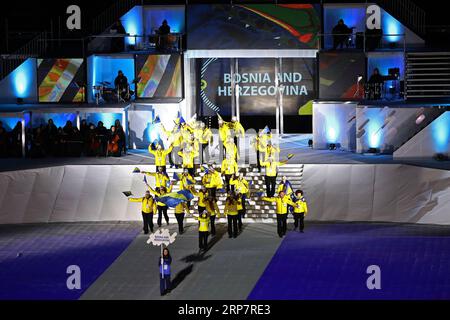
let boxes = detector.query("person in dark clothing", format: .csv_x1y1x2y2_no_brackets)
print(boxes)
114,119,126,155
110,20,126,52
368,68,385,100
114,70,128,91
11,121,22,157
158,248,172,296
114,70,129,101
95,121,108,156
44,119,58,155
157,20,171,51
332,19,352,50
0,123,8,157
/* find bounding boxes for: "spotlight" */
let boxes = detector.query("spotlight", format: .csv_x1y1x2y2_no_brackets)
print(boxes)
308,139,313,148
434,153,449,161
363,147,380,156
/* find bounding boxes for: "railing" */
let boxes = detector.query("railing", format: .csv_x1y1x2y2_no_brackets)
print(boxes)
318,32,406,52
376,0,426,36
0,31,48,80
87,33,184,54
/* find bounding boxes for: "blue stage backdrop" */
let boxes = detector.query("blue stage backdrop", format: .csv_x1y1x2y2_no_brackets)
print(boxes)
199,57,315,116
187,4,321,49
87,55,135,103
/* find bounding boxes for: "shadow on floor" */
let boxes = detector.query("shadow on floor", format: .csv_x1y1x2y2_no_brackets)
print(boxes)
171,264,194,290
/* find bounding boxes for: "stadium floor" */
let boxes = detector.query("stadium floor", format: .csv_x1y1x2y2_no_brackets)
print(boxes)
1,221,450,300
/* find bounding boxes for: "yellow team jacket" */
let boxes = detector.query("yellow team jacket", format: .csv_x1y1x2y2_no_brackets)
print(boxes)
293,198,308,214
128,197,156,214
263,145,281,161
277,182,293,196
143,172,170,188
199,128,212,144
175,202,190,215
261,195,297,214
191,188,208,207
219,123,231,142
196,215,210,232
221,158,238,175
162,125,182,147
224,199,239,216
178,149,198,168
260,160,285,177
205,201,221,217
179,173,195,190
229,121,245,138
230,177,249,195
224,142,238,160
202,171,223,189
148,145,173,166
148,185,173,207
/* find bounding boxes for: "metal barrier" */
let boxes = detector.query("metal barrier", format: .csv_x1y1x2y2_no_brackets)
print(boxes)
318,32,406,52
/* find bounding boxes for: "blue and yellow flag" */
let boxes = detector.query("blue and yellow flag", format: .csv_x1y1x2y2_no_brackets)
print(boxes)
156,190,194,208
133,167,141,173
173,172,180,181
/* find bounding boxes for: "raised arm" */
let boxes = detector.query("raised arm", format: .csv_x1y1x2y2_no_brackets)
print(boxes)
128,197,143,203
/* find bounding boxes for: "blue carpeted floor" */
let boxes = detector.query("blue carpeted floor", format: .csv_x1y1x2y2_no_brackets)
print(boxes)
0,223,139,300
248,223,450,300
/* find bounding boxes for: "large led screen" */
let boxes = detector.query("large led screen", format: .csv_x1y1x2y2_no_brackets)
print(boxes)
135,54,182,99
37,58,85,103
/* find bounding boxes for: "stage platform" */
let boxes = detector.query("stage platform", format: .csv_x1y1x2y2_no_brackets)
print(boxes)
1,134,449,172
2,221,450,300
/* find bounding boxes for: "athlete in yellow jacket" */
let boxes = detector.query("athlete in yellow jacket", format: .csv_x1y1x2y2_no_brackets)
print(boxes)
178,147,199,177
148,183,174,227
201,166,223,200
148,143,173,170
174,202,190,234
224,192,240,238
221,156,238,192
142,167,170,189
194,212,210,251
293,190,308,233
260,158,287,197
262,191,299,238
128,190,156,234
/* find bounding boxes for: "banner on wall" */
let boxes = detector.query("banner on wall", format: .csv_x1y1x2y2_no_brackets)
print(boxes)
199,58,315,116
187,4,321,49
37,58,86,103
135,54,183,99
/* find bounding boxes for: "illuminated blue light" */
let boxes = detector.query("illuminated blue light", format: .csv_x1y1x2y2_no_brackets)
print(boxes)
0,117,22,131
365,109,384,149
431,112,450,153
382,11,402,43
84,113,122,128
368,52,404,80
121,6,143,46
10,58,36,98
88,55,135,102
326,113,340,144
32,113,77,128
144,6,185,34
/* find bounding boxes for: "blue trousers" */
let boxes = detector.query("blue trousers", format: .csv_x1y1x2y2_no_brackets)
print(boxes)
160,274,171,295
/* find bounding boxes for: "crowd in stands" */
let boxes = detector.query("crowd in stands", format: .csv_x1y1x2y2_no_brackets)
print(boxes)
0,119,126,158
